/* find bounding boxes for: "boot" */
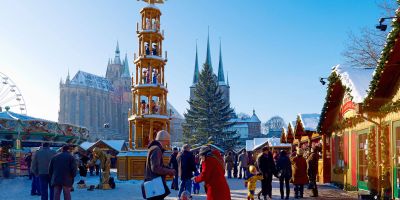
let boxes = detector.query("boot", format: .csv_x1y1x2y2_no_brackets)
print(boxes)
310,188,318,197
300,187,304,198
294,186,299,199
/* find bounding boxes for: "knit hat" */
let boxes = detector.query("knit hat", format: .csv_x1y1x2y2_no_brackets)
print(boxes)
199,146,211,156
155,130,170,141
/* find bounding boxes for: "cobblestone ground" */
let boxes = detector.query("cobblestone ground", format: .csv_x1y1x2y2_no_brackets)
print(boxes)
175,178,358,200
0,175,357,200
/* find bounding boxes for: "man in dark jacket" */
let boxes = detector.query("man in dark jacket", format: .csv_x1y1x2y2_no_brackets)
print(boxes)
169,147,179,190
257,146,276,200
177,144,197,198
31,142,57,200
307,147,319,197
238,150,249,179
49,145,77,200
25,152,33,180
145,130,175,200
276,150,292,200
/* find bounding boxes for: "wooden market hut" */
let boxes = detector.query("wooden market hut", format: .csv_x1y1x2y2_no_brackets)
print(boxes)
286,122,294,145
252,137,291,159
280,128,287,144
283,113,328,183
86,140,128,156
317,65,375,191
293,114,321,150
317,13,400,197
360,14,400,198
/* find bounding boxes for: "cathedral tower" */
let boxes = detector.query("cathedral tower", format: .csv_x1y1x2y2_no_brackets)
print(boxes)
129,0,170,149
217,40,230,103
189,34,230,104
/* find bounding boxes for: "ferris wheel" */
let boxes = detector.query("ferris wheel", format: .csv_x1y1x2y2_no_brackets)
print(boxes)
0,72,27,114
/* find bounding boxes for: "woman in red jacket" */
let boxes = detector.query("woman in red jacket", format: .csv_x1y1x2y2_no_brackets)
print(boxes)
193,146,231,200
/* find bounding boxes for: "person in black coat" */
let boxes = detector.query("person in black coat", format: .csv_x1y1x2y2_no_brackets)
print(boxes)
177,144,197,198
257,146,276,200
49,145,77,200
276,150,292,200
169,147,179,190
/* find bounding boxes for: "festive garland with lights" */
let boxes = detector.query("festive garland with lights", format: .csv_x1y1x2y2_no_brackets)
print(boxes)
332,116,364,131
317,72,341,133
380,125,391,193
379,98,400,114
367,127,378,193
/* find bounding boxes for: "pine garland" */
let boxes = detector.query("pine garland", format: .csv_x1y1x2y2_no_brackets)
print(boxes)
317,72,341,133
332,116,364,131
379,98,400,114
380,125,391,194
367,126,378,194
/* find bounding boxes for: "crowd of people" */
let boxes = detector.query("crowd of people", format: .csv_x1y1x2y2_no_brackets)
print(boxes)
221,146,319,200
27,143,76,200
23,143,116,200
144,130,320,200
21,131,320,200
145,130,231,200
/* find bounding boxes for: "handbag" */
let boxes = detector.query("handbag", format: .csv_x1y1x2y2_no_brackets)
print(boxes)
141,176,170,199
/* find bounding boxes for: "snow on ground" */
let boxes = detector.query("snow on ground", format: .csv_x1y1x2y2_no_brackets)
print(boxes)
0,172,357,200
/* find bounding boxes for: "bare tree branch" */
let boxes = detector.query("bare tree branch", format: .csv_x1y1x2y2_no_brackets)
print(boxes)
342,1,396,69
377,0,397,16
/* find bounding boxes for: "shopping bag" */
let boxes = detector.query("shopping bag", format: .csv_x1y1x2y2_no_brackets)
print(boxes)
141,176,169,199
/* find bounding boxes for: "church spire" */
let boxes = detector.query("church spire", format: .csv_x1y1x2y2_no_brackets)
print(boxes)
114,41,121,65
205,27,212,70
226,71,229,86
121,53,130,78
217,39,225,84
66,69,70,84
192,42,199,85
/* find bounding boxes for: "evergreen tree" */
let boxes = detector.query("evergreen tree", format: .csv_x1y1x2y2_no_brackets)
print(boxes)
183,63,239,150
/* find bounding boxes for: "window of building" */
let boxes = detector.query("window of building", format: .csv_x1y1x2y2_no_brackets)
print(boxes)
358,133,368,182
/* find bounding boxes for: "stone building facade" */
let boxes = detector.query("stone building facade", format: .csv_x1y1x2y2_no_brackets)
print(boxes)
59,43,131,140
59,42,184,142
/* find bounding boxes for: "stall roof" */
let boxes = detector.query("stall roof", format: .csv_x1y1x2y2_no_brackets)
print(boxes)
0,111,50,122
335,65,374,103
298,113,320,132
103,140,126,151
253,137,291,151
86,139,127,152
80,141,94,151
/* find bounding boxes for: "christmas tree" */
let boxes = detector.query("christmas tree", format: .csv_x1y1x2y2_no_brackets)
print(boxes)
183,63,238,150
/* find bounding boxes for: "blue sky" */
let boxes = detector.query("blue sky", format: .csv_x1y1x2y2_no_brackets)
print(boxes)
0,0,387,124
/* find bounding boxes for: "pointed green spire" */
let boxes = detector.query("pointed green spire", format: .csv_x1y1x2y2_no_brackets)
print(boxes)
217,39,225,84
121,53,130,78
205,27,212,70
192,42,199,85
